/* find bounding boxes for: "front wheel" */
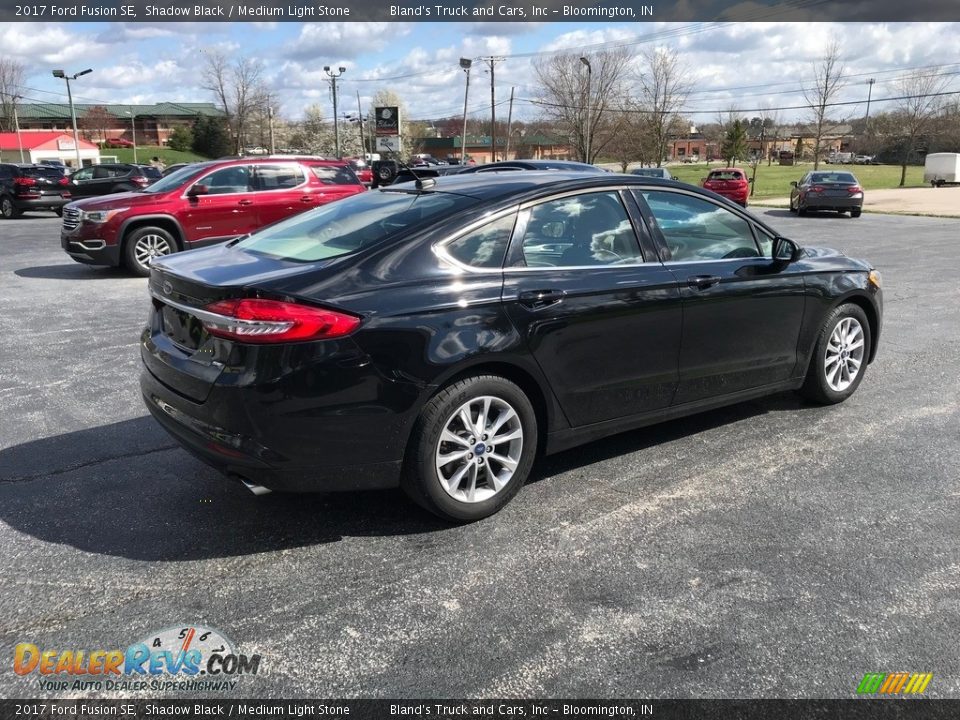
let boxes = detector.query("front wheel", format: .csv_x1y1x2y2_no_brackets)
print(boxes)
124,226,177,277
800,304,871,405
402,375,538,522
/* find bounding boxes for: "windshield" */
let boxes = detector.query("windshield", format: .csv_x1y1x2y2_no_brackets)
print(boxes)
235,189,479,263
141,163,212,193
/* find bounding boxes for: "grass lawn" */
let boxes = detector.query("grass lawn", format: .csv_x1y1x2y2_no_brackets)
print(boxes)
665,162,925,198
96,146,208,165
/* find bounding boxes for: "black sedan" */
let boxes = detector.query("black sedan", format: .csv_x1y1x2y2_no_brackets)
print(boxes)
141,173,882,521
790,171,864,217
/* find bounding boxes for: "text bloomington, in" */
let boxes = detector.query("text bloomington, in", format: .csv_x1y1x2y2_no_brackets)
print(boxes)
390,4,651,17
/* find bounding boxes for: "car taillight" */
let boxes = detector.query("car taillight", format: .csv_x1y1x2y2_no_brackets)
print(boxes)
848,185,862,194
812,185,824,193
131,175,150,186
58,176,69,186
201,298,361,344
13,177,36,186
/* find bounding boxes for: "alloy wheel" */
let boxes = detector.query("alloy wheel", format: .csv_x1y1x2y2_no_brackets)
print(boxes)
133,233,173,269
434,395,523,503
824,317,865,392
1,198,13,218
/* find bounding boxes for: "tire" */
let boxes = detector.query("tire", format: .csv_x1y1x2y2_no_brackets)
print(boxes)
401,375,538,522
800,304,871,405
1,195,20,219
797,205,807,216
788,196,798,214
850,208,862,218
123,226,177,277
54,207,63,217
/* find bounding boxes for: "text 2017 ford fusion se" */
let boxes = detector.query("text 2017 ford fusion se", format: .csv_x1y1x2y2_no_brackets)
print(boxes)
140,173,882,521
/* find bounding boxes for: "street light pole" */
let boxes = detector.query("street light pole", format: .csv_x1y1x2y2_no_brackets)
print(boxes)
579,56,592,164
12,95,25,162
324,65,346,158
52,68,92,169
459,58,472,166
356,90,366,156
125,108,137,164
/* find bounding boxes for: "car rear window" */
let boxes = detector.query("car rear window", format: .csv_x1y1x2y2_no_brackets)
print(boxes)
141,166,163,179
708,171,745,180
810,173,857,183
235,189,479,263
21,166,64,180
309,165,360,185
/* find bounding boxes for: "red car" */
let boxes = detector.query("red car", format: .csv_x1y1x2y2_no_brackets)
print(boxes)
104,138,135,148
61,157,365,276
346,158,373,186
702,167,751,207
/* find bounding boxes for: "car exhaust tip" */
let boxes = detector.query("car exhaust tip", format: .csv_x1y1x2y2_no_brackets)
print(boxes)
231,474,273,496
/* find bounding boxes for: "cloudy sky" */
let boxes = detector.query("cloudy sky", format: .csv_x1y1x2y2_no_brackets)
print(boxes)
2,21,958,124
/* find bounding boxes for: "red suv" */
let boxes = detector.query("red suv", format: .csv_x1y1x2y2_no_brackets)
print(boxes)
701,167,751,207
61,157,365,276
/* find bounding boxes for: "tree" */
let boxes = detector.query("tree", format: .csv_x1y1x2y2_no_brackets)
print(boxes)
0,59,25,133
167,125,194,152
191,115,231,158
534,47,633,163
201,51,268,154
889,68,951,186
636,47,692,167
78,106,115,144
802,39,845,170
721,119,748,165
288,104,335,155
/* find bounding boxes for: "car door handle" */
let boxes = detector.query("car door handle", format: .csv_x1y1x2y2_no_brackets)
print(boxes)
237,199,254,206
687,275,721,290
299,195,314,203
518,289,565,308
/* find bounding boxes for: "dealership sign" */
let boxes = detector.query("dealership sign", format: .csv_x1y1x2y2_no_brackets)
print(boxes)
374,106,400,136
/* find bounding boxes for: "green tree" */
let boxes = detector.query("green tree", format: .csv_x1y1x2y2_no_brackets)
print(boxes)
167,125,194,152
191,115,231,158
721,118,748,165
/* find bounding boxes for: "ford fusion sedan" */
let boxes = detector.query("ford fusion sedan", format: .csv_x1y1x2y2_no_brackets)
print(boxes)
790,171,864,217
141,173,882,522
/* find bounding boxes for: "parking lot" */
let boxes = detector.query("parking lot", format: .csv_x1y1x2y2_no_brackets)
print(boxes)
1,209,958,698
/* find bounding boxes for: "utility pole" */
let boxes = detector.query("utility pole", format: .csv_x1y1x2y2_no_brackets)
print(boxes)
459,58,472,165
580,56,592,164
267,106,275,155
481,57,503,162
11,94,25,162
356,91,366,156
864,78,876,154
324,65,346,158
125,107,137,164
504,87,515,160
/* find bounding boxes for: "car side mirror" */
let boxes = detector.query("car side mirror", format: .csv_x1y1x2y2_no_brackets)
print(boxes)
188,184,209,197
772,236,802,262
790,181,798,188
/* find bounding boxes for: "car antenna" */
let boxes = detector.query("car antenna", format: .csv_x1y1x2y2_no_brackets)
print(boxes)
382,138,435,191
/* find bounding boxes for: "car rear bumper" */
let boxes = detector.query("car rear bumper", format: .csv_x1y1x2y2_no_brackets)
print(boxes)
14,195,70,211
802,196,863,210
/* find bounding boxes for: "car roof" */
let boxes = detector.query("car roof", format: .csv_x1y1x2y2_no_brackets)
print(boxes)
710,167,745,173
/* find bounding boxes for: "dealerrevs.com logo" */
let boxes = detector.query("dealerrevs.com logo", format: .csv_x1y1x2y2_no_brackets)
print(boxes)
13,625,261,692
857,672,933,695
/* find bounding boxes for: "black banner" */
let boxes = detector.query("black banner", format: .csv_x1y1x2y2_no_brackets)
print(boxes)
1,0,959,22
1,700,960,720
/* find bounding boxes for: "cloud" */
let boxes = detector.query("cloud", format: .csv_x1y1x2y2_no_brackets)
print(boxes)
284,22,411,60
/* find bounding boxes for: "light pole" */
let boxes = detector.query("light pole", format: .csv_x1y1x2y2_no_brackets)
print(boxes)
52,68,92,169
124,108,137,163
459,58,472,165
9,93,25,162
579,56,592,164
324,65,346,158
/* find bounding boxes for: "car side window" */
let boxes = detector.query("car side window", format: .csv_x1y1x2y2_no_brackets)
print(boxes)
200,166,252,194
518,192,643,267
444,213,516,269
72,168,93,181
639,190,760,261
255,164,305,191
753,225,775,258
0,166,10,180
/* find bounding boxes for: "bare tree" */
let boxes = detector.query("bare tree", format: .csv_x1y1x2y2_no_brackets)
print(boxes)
636,47,692,167
0,59,26,133
202,51,268,154
890,68,951,186
802,39,845,170
534,48,633,163
78,105,114,144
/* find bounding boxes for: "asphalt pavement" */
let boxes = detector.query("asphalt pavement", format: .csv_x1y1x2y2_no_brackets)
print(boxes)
1,209,958,699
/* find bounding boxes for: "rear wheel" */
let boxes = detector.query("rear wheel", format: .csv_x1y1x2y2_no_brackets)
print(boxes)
124,226,176,277
800,304,871,405
402,375,538,522
0,196,20,219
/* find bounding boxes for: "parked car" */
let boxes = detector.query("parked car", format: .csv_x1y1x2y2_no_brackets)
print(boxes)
346,157,373,186
104,138,135,148
161,163,194,177
141,172,882,521
630,167,673,180
789,171,863,217
701,167,751,206
61,157,365,276
853,155,876,165
0,163,71,218
457,160,605,174
66,163,162,200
